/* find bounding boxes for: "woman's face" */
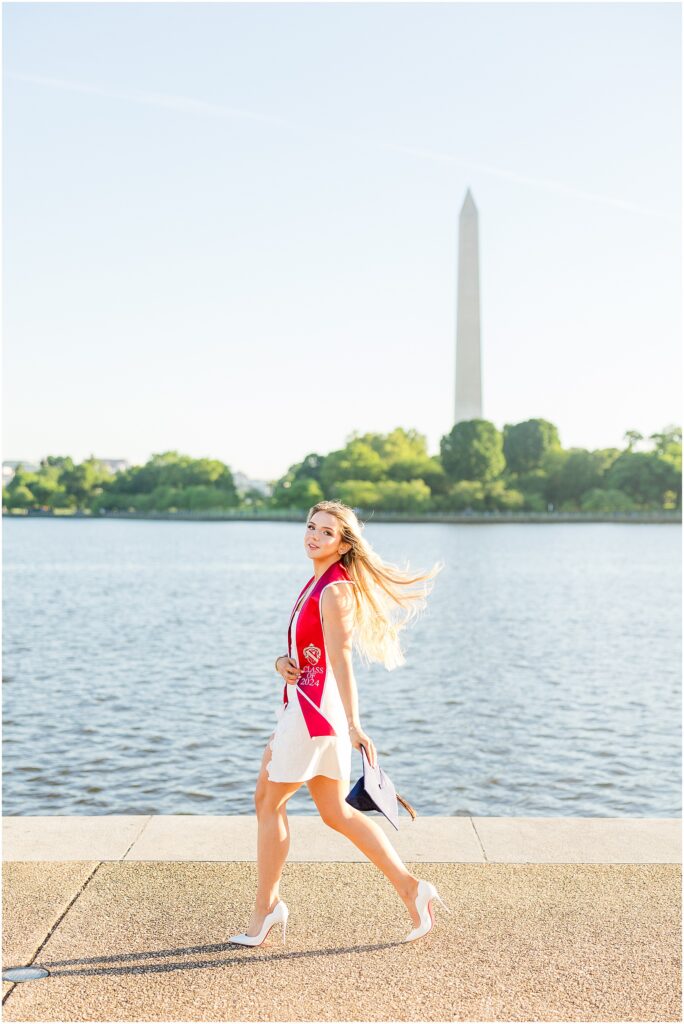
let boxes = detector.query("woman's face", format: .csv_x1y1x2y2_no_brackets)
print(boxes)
304,511,350,561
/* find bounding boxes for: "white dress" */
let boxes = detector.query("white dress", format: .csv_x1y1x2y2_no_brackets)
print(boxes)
266,578,353,785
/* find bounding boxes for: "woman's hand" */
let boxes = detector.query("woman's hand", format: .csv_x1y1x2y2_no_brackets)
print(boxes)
349,723,377,768
276,656,302,685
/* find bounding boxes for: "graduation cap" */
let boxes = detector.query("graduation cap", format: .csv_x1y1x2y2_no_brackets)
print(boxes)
345,743,417,831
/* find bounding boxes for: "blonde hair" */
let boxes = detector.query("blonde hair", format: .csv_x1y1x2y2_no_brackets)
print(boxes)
307,499,443,670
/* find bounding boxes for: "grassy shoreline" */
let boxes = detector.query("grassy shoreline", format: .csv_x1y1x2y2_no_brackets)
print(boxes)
3,509,681,524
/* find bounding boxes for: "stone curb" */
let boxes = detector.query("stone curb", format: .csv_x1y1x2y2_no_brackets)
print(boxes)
3,815,680,863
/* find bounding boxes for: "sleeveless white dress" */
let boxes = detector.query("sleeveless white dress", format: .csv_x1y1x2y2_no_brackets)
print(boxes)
266,578,353,785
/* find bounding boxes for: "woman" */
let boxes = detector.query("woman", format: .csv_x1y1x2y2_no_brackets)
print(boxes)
229,499,449,946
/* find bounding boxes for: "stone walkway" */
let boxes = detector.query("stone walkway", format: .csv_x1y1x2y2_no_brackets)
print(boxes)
2,816,681,1021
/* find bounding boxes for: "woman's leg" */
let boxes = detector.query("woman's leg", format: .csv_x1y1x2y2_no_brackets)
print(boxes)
243,738,302,936
306,775,422,926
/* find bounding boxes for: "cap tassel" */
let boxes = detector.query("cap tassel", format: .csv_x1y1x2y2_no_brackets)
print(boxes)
396,792,417,820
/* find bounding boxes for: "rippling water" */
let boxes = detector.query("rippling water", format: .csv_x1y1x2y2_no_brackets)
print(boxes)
2,518,680,816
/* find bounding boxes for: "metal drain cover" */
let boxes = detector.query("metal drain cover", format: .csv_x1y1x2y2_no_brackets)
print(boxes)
3,966,49,982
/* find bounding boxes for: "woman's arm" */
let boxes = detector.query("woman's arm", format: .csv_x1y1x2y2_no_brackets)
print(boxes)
321,584,377,767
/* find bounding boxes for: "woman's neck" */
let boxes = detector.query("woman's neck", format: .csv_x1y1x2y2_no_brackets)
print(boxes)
312,555,341,581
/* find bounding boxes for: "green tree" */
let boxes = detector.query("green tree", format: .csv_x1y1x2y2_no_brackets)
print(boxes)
387,456,434,482
541,448,571,507
327,479,381,509
375,479,432,512
99,452,239,510
180,485,237,511
351,427,429,463
502,418,561,473
60,457,114,510
43,455,75,474
440,420,505,482
649,425,682,508
623,429,644,452
415,457,449,496
28,461,65,508
319,441,386,492
555,449,605,508
483,480,526,511
31,476,69,509
507,467,547,504
271,475,323,509
142,485,183,512
292,453,325,484
3,466,41,510
604,451,679,509
433,480,486,511
581,488,637,512
3,482,35,510
649,425,682,454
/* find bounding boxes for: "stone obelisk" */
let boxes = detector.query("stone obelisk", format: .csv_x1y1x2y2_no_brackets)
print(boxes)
454,188,482,423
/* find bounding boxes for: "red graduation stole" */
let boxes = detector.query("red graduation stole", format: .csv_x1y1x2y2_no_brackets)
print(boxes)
283,559,354,738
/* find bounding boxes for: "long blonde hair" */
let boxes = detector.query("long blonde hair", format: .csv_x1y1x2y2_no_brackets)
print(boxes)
307,500,443,670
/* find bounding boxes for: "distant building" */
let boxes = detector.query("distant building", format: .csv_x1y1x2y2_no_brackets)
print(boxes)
97,459,130,475
233,471,272,497
3,461,40,485
3,457,130,486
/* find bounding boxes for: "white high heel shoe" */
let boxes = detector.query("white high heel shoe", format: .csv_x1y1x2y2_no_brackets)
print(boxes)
228,899,289,946
404,879,451,943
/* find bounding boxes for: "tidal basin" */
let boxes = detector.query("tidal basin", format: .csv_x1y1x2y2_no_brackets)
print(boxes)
2,517,680,817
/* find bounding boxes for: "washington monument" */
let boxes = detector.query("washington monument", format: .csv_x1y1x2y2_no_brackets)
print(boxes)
454,188,482,423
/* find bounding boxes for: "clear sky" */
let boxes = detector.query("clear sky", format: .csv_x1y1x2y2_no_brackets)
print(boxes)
2,2,681,480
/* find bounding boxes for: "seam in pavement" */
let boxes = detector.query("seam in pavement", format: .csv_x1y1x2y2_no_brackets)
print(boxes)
2,860,103,1006
469,816,488,861
3,818,149,1003
121,815,154,861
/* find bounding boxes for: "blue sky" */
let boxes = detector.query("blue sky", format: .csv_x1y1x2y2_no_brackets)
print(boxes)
3,2,681,480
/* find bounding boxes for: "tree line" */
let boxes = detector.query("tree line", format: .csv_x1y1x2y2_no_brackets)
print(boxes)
3,419,681,515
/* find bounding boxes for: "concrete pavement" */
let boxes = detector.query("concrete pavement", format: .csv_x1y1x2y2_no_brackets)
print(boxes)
2,816,681,1022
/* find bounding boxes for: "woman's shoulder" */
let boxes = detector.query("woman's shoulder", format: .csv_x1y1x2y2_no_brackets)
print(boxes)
323,577,356,597
321,578,356,615
327,562,356,585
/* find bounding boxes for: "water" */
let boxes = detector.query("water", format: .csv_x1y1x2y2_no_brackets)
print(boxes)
2,518,680,816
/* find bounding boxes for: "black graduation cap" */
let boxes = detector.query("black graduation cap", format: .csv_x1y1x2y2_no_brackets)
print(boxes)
345,743,417,831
